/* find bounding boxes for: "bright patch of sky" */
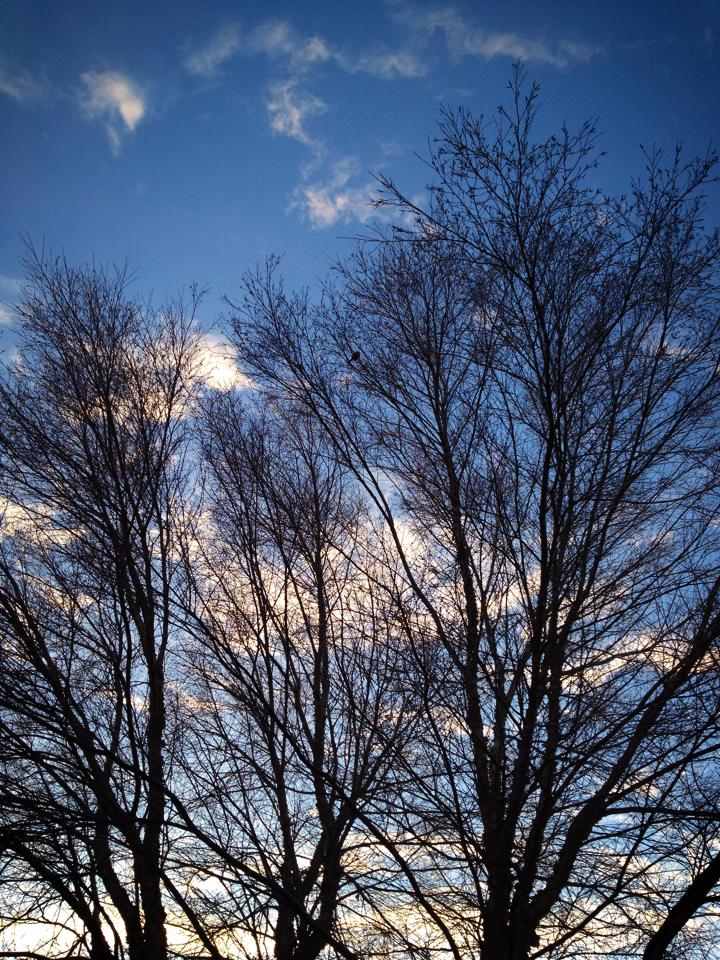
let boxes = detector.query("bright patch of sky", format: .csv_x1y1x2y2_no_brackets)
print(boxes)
1,0,718,324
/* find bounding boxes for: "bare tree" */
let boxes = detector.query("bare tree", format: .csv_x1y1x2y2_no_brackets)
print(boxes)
228,71,720,960
2,71,720,960
174,393,418,960
0,250,199,960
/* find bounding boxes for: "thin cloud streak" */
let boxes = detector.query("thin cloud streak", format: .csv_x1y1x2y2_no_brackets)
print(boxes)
246,20,332,69
398,4,601,68
184,17,425,81
184,24,241,77
0,275,22,295
336,48,426,79
0,64,44,103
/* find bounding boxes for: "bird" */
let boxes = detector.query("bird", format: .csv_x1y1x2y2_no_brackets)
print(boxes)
349,350,361,364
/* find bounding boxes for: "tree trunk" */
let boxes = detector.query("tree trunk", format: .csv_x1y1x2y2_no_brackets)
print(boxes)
644,851,720,960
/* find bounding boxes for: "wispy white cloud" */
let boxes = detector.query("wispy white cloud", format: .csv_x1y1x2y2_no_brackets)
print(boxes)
183,17,425,149
182,18,333,78
0,275,21,296
186,18,424,81
247,19,296,57
378,140,405,157
400,5,599,69
257,20,425,78
252,21,425,78
294,157,379,229
254,21,424,144
247,20,332,70
267,79,326,146
184,24,241,77
78,71,146,153
336,48,426,79
0,64,44,103
0,304,14,327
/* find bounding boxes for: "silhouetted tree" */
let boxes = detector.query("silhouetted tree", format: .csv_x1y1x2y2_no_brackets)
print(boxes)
2,71,720,960
0,250,199,960
229,71,720,960
174,395,417,960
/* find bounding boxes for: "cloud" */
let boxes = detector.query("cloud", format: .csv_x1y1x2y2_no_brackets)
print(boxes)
252,19,424,78
195,18,423,79
79,71,145,153
0,304,14,327
0,275,21,296
247,19,298,57
183,18,424,150
379,140,405,157
337,48,426,79
294,157,379,229
403,6,599,69
248,20,332,70
252,21,424,145
267,79,326,146
0,64,44,103
196,335,254,391
184,19,332,77
184,24,241,77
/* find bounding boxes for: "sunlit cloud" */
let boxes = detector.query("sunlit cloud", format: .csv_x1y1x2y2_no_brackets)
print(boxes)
267,79,326,146
294,157,378,228
78,71,146,153
184,24,241,77
196,335,254,392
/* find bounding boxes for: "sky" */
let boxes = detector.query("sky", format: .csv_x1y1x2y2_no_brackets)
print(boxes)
1,0,719,329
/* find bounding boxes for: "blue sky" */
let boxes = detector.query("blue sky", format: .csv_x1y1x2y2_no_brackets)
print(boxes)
1,0,718,325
